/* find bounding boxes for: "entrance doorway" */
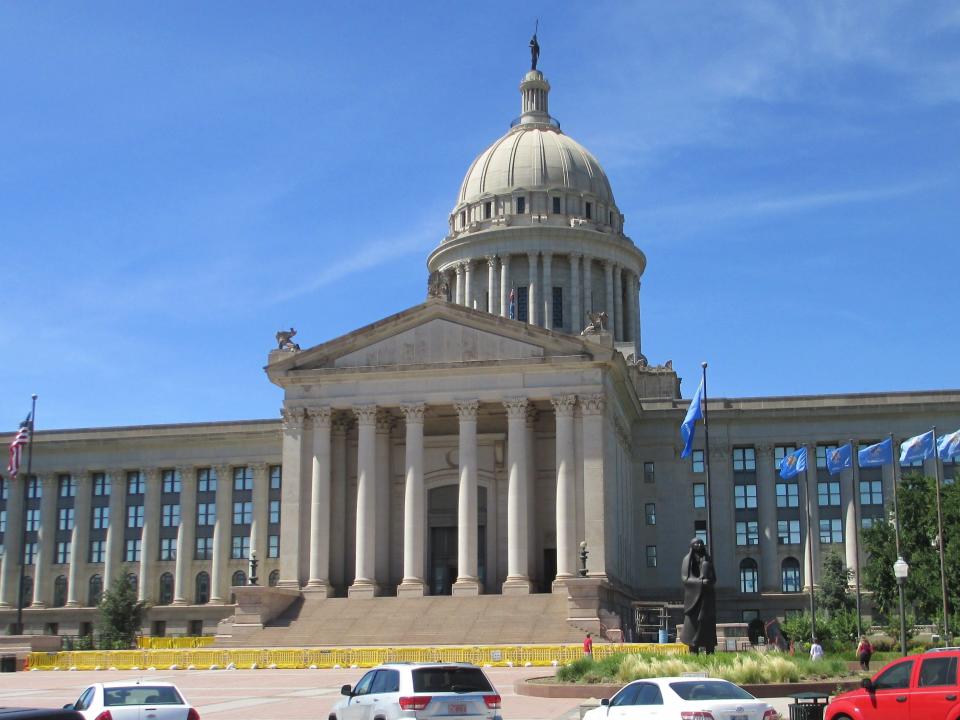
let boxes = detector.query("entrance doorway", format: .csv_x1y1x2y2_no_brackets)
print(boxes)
428,484,488,595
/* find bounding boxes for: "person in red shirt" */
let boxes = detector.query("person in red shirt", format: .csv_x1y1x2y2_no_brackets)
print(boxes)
583,633,593,657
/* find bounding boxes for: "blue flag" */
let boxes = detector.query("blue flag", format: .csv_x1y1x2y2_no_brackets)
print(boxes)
900,430,935,464
508,288,516,320
679,377,704,459
826,443,852,476
779,447,807,480
937,429,960,460
858,438,893,468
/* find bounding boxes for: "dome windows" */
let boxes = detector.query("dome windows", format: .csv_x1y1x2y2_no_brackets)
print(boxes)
516,197,526,214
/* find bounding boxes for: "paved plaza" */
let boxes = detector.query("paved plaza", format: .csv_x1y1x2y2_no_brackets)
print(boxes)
1,666,800,718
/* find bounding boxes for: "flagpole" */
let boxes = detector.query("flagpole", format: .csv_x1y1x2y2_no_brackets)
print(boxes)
15,394,37,636
700,362,713,552
802,444,817,641
931,426,950,645
850,438,863,639
889,433,903,560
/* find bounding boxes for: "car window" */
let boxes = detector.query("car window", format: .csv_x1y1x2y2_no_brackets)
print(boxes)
635,684,663,706
919,657,958,687
875,660,914,690
669,681,754,701
74,687,95,711
353,671,377,696
371,669,400,694
412,667,493,693
104,686,183,706
610,684,641,706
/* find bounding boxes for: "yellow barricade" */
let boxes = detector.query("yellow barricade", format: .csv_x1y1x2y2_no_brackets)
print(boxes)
136,636,216,650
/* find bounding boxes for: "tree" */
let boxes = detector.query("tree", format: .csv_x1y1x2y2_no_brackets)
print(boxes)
97,575,146,649
816,549,854,616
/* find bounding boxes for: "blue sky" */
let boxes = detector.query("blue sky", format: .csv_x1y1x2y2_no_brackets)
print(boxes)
2,2,958,430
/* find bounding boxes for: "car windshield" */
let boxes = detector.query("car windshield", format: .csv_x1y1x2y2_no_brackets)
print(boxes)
104,686,183,706
669,681,754,701
412,667,493,693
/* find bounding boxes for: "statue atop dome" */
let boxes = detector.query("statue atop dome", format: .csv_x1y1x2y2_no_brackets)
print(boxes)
529,24,540,70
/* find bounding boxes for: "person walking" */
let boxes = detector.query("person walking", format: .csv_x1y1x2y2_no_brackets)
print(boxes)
583,632,593,658
809,637,824,662
856,635,873,671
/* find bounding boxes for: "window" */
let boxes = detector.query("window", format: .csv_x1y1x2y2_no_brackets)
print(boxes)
158,572,174,605
127,472,144,495
161,504,181,527
694,520,707,545
552,196,561,214
27,476,41,499
516,196,526,214
127,505,144,528
517,285,528,322
484,201,492,219
197,502,216,526
739,559,758,593
778,519,800,545
736,521,759,546
198,467,217,493
645,545,657,568
268,569,280,587
89,540,106,563
645,503,656,525
552,287,563,328
125,539,141,562
26,508,40,531
693,483,706,508
268,534,280,558
196,537,213,560
776,482,799,508
371,669,401,694
816,445,839,469
56,541,71,564
232,535,250,559
93,473,110,496
643,462,655,483
860,479,883,505
58,507,75,531
0,478,7,500
818,481,840,507
195,572,210,604
458,210,465,228
270,465,281,490
269,500,280,524
232,570,247,587
160,538,177,561
692,450,705,473
918,656,958,687
774,445,797,470
53,575,68,607
820,518,843,543
585,201,592,220
233,501,253,525
901,455,923,469
21,575,33,605
742,609,760,622
861,516,878,529
781,558,801,592
233,467,253,492
0,509,5,532
88,575,103,606
161,469,181,494
874,660,914,690
59,475,75,497
93,506,109,529
733,447,756,471
734,484,757,509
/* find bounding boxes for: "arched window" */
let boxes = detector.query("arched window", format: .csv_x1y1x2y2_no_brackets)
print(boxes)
53,575,68,607
232,570,247,587
781,557,801,593
268,569,280,587
158,573,174,605
739,559,759,594
21,576,33,606
88,574,103,606
126,573,138,594
195,572,210,605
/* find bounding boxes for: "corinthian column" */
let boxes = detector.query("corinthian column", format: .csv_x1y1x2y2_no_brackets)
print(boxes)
453,400,481,595
463,260,473,308
278,407,305,588
306,407,332,596
103,469,126,587
330,415,349,590
455,264,464,306
527,253,538,326
398,403,427,597
66,471,91,607
603,261,614,336
613,264,623,341
138,468,161,603
374,412,393,588
756,445,779,592
502,397,532,594
487,256,498,314
542,252,553,330
173,466,197,605
0,472,24,607
583,256,594,319
551,395,577,587
31,474,58,607
349,405,379,598
209,463,233,604
249,463,269,579
580,394,608,579
569,253,582,333
500,255,511,318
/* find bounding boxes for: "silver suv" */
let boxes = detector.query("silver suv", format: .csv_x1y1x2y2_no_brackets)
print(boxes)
330,663,502,720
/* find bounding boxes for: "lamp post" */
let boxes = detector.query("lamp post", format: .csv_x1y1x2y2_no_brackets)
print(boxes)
578,541,589,577
893,556,909,657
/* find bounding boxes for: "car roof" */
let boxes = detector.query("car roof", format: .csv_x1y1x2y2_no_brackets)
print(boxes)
925,647,960,653
96,681,178,689
376,663,478,669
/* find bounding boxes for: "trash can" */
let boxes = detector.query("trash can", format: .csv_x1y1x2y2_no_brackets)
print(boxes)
788,693,828,720
658,628,668,644
0,655,17,673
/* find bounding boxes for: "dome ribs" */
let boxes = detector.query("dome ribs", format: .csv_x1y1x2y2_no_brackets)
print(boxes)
549,132,570,189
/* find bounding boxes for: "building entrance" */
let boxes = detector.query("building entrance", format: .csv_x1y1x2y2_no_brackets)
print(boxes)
427,484,487,595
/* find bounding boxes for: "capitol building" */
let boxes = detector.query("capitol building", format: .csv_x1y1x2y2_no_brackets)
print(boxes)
1,55,957,645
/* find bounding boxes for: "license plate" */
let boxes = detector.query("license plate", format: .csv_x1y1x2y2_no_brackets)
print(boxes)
730,715,747,720
448,703,467,714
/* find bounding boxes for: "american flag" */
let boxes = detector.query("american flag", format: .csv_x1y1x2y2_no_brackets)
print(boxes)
7,414,31,477
509,288,516,320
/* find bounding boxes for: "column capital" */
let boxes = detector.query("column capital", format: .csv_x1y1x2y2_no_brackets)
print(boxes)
213,463,233,481
486,255,498,268
41,473,58,489
569,252,582,263
332,412,352,434
280,406,305,431
502,397,529,419
541,250,553,262
72,469,92,484
460,259,473,271
580,393,607,416
454,263,465,276
143,467,161,482
353,405,379,426
527,251,539,262
174,465,195,479
551,394,577,417
375,410,395,434
400,403,427,424
305,406,333,427
250,462,269,477
454,400,479,421
603,259,614,270
500,253,511,266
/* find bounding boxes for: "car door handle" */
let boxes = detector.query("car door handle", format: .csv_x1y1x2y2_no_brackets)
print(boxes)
896,696,908,702
946,694,957,701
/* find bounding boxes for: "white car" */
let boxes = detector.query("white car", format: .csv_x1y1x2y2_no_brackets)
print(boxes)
64,681,199,720
582,677,779,720
330,663,502,720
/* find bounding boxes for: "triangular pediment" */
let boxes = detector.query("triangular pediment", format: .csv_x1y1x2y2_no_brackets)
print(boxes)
266,299,599,377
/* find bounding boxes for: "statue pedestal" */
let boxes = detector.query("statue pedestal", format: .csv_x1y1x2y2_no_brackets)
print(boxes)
231,585,301,629
565,577,610,636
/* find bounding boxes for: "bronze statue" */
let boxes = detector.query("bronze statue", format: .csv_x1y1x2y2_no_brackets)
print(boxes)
580,311,608,335
679,537,717,653
276,327,300,351
529,29,540,71
426,270,450,300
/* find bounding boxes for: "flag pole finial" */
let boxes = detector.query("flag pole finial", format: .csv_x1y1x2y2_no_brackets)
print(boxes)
701,361,707,369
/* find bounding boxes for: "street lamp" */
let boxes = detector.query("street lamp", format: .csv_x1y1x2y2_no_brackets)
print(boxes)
578,541,589,577
893,556,909,657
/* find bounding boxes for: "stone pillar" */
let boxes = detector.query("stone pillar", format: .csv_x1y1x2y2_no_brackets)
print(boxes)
526,405,538,580
398,403,427,597
634,277,642,351
500,255,511,318
583,255,594,318
350,405,379,597
453,400,480,595
844,462,859,586
104,469,126,587
30,474,58,607
552,395,577,587
502,397,532,593
455,264,464,306
66,471,91,607
527,252,538,326
613,264,623,341
374,412,392,587
210,463,233,604
756,445,779,592
137,468,161,603
464,260,474,309
173,466,197,605
249,463,269,580
278,407,305,588
580,394,607,579
603,261,614,338
307,407,332,595
487,256,498,314
542,251,553,330
331,416,349,590
569,253,582,334
0,471,24,607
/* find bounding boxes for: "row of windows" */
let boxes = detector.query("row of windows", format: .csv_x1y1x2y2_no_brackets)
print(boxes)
51,534,283,565
737,557,805,594
679,478,884,512
457,196,608,225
